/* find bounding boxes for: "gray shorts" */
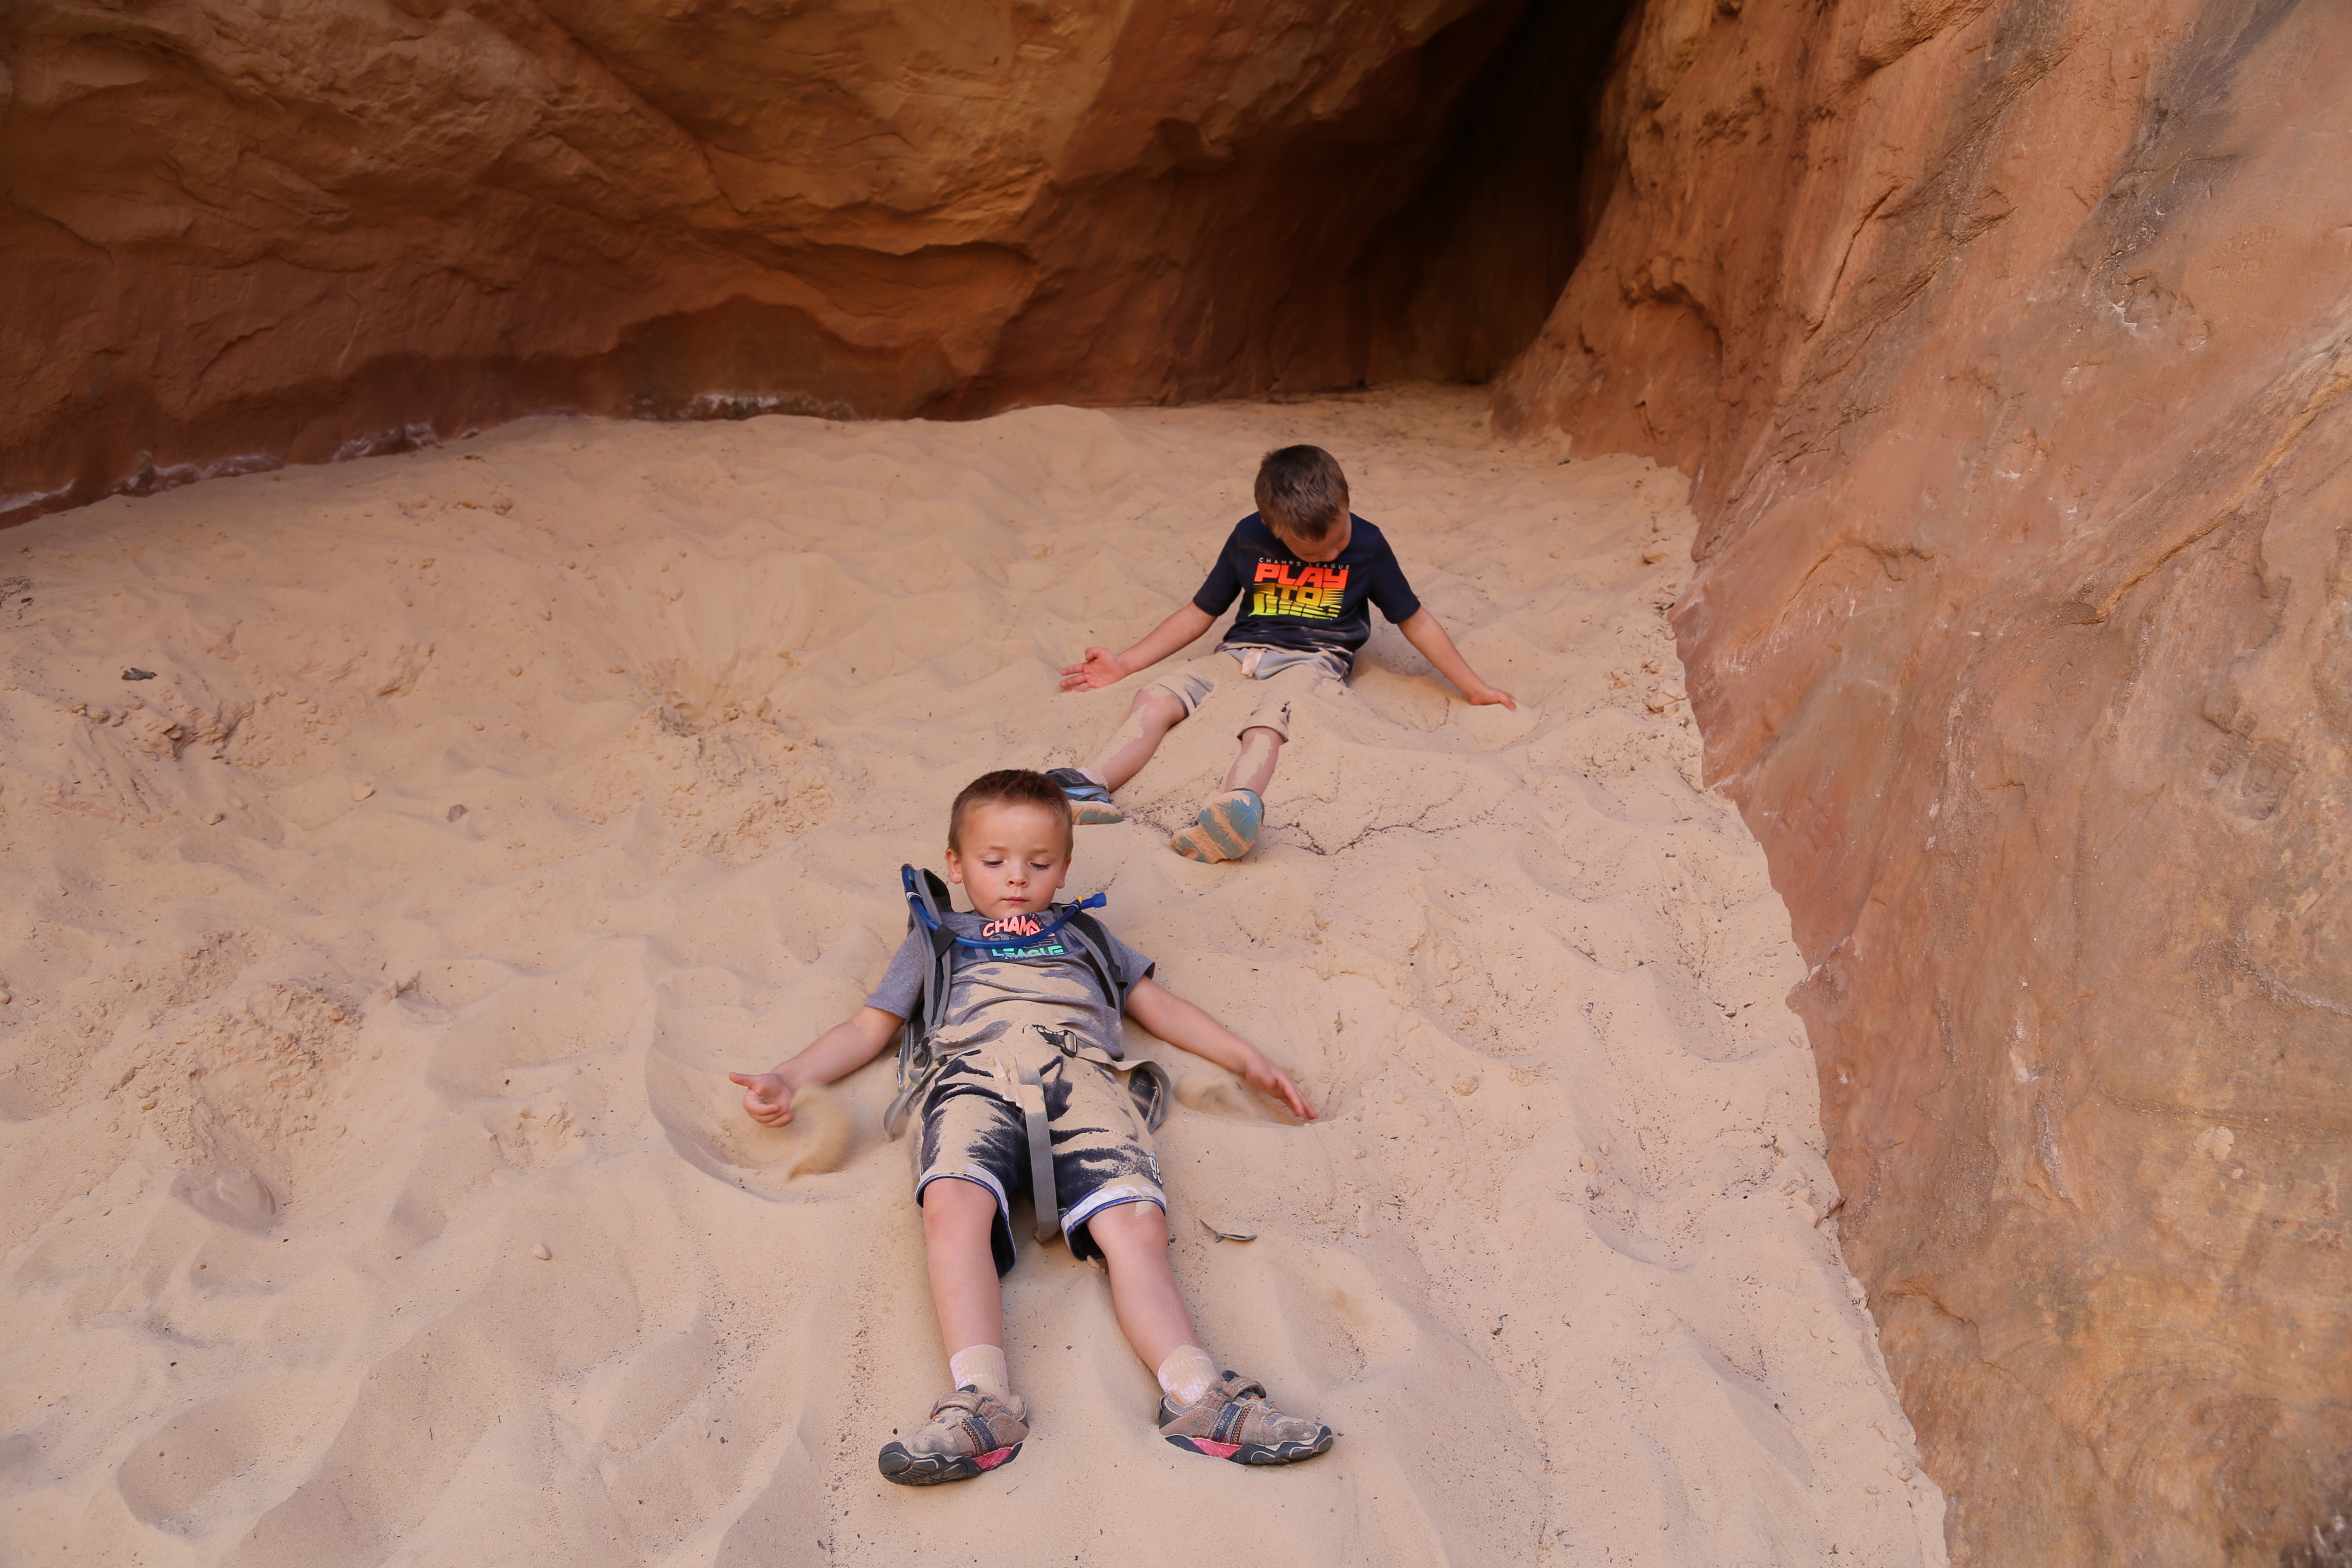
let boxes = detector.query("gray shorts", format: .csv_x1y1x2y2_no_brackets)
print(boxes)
915,1027,1165,1274
1143,646,1345,741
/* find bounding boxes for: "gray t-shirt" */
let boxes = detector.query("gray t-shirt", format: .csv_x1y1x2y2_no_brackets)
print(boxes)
866,907,1155,1060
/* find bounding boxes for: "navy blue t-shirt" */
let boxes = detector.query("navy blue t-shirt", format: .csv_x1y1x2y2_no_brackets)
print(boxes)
1190,513,1422,671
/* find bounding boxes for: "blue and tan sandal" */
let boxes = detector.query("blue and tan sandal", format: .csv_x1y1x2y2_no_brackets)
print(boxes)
1170,788,1263,863
1045,766,1125,826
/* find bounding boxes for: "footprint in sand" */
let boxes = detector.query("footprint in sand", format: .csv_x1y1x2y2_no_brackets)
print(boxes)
115,1372,334,1528
169,1168,279,1232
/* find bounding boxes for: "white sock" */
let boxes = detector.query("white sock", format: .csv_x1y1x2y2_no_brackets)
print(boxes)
1155,1344,1218,1406
1078,765,1108,789
948,1344,1011,1399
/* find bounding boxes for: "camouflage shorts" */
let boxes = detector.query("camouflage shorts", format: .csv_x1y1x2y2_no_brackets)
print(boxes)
915,1028,1166,1274
1142,647,1344,742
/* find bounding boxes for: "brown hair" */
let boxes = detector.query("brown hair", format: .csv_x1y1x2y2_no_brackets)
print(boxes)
948,768,1074,853
1254,445,1350,545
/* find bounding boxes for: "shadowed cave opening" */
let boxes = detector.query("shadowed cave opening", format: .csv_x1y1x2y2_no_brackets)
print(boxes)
598,0,1641,419
0,0,1634,521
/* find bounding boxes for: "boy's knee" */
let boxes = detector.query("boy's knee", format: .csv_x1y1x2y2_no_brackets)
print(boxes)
1133,689,1187,726
1239,725,1284,750
1085,1199,1167,1255
922,1177,997,1234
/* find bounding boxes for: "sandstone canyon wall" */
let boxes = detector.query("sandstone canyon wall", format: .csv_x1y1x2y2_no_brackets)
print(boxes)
0,0,1621,523
1495,0,2352,1562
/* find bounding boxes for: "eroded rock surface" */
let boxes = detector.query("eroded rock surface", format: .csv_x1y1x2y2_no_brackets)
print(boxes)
0,0,1620,519
1498,0,2352,1562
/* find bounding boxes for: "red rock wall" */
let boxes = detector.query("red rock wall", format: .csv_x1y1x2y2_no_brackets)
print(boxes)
1496,0,2352,1562
0,0,1620,521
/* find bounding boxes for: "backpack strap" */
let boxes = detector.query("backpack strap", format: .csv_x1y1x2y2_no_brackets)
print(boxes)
1021,1030,1174,1244
905,879,1109,952
1121,1058,1174,1132
1060,911,1133,1014
1057,910,1170,1128
883,865,961,1139
1014,1063,1059,1243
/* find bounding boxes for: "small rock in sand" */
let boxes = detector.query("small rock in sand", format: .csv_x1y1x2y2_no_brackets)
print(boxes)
447,804,467,821
532,1242,552,1261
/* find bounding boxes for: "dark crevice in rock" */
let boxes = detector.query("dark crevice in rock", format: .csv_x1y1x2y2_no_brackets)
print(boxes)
0,0,1633,525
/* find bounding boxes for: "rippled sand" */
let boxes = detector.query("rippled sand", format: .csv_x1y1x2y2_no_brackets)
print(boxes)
0,386,1943,1565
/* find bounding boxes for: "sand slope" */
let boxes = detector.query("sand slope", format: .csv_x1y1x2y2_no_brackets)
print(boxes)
0,388,1942,1565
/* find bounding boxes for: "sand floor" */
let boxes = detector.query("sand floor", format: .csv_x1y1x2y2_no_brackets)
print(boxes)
0,386,1944,1566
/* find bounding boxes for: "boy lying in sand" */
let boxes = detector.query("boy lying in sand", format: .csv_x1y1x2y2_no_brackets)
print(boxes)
1048,443,1516,861
730,768,1332,1485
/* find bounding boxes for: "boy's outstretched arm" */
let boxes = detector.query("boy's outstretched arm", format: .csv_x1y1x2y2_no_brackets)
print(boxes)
730,1006,903,1125
1060,603,1215,692
1123,977,1316,1120
1396,608,1516,709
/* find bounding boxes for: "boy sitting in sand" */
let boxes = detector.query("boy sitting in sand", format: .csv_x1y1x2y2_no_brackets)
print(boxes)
729,768,1332,1485
1048,444,1516,861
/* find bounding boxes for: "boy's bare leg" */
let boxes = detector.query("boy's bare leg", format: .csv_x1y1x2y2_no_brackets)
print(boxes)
923,1178,1005,1362
882,1177,1029,1484
1086,1200,1200,1370
1170,726,1280,863
1090,689,1189,792
1090,1196,1337,1464
1222,726,1283,797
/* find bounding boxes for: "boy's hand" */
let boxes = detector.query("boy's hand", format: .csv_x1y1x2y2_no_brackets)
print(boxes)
1121,976,1316,1120
1238,1049,1317,1121
1464,682,1518,710
729,1071,796,1126
1397,609,1518,713
1060,646,1129,692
